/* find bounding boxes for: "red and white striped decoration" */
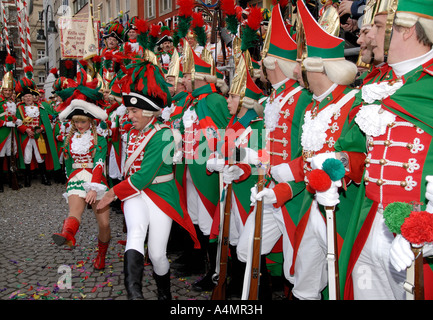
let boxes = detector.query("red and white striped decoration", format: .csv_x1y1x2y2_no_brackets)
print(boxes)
1,1,10,54
16,0,29,68
23,0,33,67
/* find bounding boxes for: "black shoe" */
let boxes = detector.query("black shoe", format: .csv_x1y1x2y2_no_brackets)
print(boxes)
24,164,31,187
153,271,172,300
192,271,216,292
39,162,51,186
124,249,145,300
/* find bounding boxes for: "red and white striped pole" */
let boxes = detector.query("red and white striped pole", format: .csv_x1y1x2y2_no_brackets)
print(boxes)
23,0,33,67
1,1,10,54
16,0,28,68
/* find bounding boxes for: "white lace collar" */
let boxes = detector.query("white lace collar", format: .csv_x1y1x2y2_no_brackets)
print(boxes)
313,83,338,102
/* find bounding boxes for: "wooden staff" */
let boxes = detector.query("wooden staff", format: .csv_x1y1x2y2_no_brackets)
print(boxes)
211,161,233,300
248,164,267,300
325,205,340,300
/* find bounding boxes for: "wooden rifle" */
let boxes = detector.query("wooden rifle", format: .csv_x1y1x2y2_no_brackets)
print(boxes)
9,124,20,190
248,164,267,300
404,201,425,300
211,159,234,300
325,205,340,300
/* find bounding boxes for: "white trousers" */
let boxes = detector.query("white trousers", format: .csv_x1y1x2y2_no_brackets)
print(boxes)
291,200,328,300
185,167,213,236
351,208,406,299
123,192,173,276
0,132,13,157
237,202,294,282
24,138,43,164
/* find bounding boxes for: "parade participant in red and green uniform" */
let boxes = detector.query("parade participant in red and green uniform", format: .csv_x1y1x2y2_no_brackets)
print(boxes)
0,54,18,192
15,66,60,187
121,16,144,58
174,39,231,277
207,52,266,296
335,0,433,300
157,26,174,71
284,0,365,300
236,3,312,299
98,23,200,300
52,66,111,270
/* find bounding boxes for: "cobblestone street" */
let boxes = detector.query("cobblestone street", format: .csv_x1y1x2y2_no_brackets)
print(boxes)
0,179,210,301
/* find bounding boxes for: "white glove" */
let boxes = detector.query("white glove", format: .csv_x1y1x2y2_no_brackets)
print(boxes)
250,186,258,205
240,148,259,166
390,234,414,272
255,187,277,205
315,180,342,207
308,152,336,170
206,155,225,172
270,163,295,183
5,121,15,127
172,150,183,164
425,176,433,213
223,165,244,185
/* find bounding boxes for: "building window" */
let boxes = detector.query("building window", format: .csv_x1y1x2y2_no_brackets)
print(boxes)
147,0,155,19
38,72,45,85
159,0,171,15
37,49,46,60
73,0,88,14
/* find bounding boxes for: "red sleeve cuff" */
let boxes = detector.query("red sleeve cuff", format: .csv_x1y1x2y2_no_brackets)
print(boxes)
288,156,305,183
234,163,251,183
113,177,141,201
344,151,366,184
273,182,293,208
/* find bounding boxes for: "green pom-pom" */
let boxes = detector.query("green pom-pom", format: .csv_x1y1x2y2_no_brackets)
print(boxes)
383,202,412,234
99,121,107,129
322,158,345,181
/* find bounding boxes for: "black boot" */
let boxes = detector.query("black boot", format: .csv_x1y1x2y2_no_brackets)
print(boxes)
39,162,51,186
24,164,31,187
192,241,217,292
174,225,207,276
123,249,144,300
153,271,172,300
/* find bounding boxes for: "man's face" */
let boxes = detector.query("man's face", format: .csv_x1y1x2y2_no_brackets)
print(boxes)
161,41,172,52
106,36,119,49
368,14,387,63
22,93,34,105
187,37,197,48
128,29,137,40
357,27,375,64
2,88,12,99
127,107,152,131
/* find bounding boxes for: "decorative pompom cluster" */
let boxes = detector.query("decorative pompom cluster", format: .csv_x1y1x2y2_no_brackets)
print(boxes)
401,211,433,246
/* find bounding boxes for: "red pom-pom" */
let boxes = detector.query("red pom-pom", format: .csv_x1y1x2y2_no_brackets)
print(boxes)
220,0,236,16
308,169,332,192
5,54,16,65
79,59,88,67
149,24,161,38
401,211,433,245
246,5,263,31
24,65,33,73
177,0,195,17
93,55,102,63
50,67,58,75
135,19,148,34
191,12,204,28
